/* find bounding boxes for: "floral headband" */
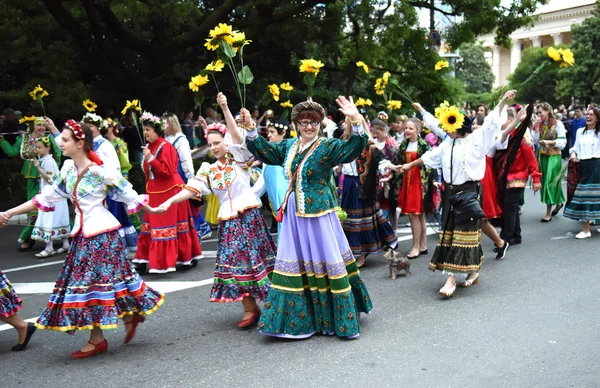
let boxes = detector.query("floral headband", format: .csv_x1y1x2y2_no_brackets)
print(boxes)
205,122,228,138
65,119,85,140
82,112,103,126
141,111,165,132
267,120,289,131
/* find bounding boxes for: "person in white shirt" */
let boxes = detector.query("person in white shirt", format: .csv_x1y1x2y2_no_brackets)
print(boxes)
396,90,516,298
0,120,163,359
564,107,600,238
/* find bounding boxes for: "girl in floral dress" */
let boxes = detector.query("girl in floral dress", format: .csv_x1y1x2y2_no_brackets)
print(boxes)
31,136,70,257
157,93,276,328
0,120,163,359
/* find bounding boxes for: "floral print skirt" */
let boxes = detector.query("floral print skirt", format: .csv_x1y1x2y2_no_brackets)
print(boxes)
258,193,373,339
36,230,164,333
0,269,22,318
210,206,276,303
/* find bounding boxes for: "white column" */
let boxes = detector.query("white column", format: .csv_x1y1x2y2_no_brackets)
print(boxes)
551,32,563,45
510,39,522,73
493,46,501,88
531,36,542,48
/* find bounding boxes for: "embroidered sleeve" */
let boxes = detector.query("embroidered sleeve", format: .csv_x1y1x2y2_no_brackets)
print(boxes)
325,132,369,167
32,160,72,211
246,134,291,166
104,167,148,213
186,162,212,197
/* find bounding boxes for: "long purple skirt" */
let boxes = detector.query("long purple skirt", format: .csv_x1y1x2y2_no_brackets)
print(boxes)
257,193,373,339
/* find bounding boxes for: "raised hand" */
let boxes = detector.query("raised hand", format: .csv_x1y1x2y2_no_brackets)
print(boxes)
335,96,361,121
197,116,208,129
412,103,424,113
503,90,517,101
217,92,228,111
240,108,254,128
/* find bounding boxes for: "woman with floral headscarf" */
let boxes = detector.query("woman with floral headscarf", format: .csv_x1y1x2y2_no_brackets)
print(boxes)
133,112,202,274
244,96,372,339
0,117,61,250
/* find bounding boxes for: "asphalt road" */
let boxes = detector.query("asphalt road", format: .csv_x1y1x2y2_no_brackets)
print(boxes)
1,188,599,388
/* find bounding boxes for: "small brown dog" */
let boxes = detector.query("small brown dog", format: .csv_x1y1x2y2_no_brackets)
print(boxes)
384,250,410,279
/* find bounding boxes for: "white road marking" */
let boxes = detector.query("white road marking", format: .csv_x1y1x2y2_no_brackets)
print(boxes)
0,279,215,332
3,260,66,274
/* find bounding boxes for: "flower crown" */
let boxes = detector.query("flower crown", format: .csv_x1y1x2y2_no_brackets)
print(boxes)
267,120,289,131
65,119,85,140
82,112,103,126
205,122,228,138
140,111,165,132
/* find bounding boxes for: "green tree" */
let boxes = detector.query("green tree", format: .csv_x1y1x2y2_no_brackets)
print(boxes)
508,46,564,105
556,2,600,105
0,0,546,121
455,43,494,94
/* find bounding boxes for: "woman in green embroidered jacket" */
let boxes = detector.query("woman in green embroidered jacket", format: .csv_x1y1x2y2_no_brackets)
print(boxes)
0,117,61,250
245,96,373,339
532,103,566,222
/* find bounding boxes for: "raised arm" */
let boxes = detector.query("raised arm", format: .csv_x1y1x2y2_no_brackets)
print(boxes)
413,103,446,140
217,92,243,145
499,105,529,144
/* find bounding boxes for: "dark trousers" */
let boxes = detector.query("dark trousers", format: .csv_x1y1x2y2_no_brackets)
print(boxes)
501,187,524,245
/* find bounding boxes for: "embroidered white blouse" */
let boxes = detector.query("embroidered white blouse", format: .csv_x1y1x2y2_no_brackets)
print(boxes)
166,133,194,181
186,142,265,221
93,135,121,174
421,107,504,185
32,160,148,237
570,127,600,160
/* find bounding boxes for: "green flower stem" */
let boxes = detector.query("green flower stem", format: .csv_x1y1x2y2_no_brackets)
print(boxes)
38,98,47,116
518,62,548,89
227,60,243,108
211,73,221,94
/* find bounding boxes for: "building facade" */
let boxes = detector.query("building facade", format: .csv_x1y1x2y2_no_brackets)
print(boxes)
479,0,595,87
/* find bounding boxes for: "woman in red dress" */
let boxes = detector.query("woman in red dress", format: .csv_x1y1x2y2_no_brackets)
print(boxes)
133,112,202,273
390,118,436,258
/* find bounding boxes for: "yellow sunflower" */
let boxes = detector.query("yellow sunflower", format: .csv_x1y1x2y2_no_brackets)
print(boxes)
280,100,293,108
356,61,369,73
439,106,465,133
83,99,97,112
205,60,225,72
19,115,35,124
29,84,48,100
280,82,294,91
559,48,574,67
387,100,402,110
547,47,561,62
188,74,209,92
268,84,280,101
355,98,372,107
204,23,235,51
434,100,450,119
434,60,449,71
231,31,251,52
374,78,387,95
121,99,142,115
299,59,324,75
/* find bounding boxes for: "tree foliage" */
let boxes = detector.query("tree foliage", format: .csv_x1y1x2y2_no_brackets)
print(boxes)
556,2,600,105
455,43,494,94
0,0,545,121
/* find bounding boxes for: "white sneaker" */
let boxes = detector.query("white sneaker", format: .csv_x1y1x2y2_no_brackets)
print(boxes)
597,228,600,234
575,231,592,239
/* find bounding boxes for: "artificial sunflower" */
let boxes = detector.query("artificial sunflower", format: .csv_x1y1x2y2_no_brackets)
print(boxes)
547,47,561,62
268,84,280,101
280,82,294,91
121,99,142,115
434,100,450,118
439,106,465,133
29,84,49,101
189,74,209,92
559,48,574,67
434,60,449,71
299,59,324,75
356,61,369,73
231,31,251,52
280,100,293,108
205,60,225,72
387,100,402,110
374,78,386,95
355,98,372,107
82,99,97,112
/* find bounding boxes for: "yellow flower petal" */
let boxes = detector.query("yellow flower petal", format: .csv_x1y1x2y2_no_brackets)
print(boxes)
387,100,402,110
280,82,294,91
439,106,465,133
434,60,449,71
356,61,369,73
205,60,225,72
280,100,293,108
547,47,561,62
